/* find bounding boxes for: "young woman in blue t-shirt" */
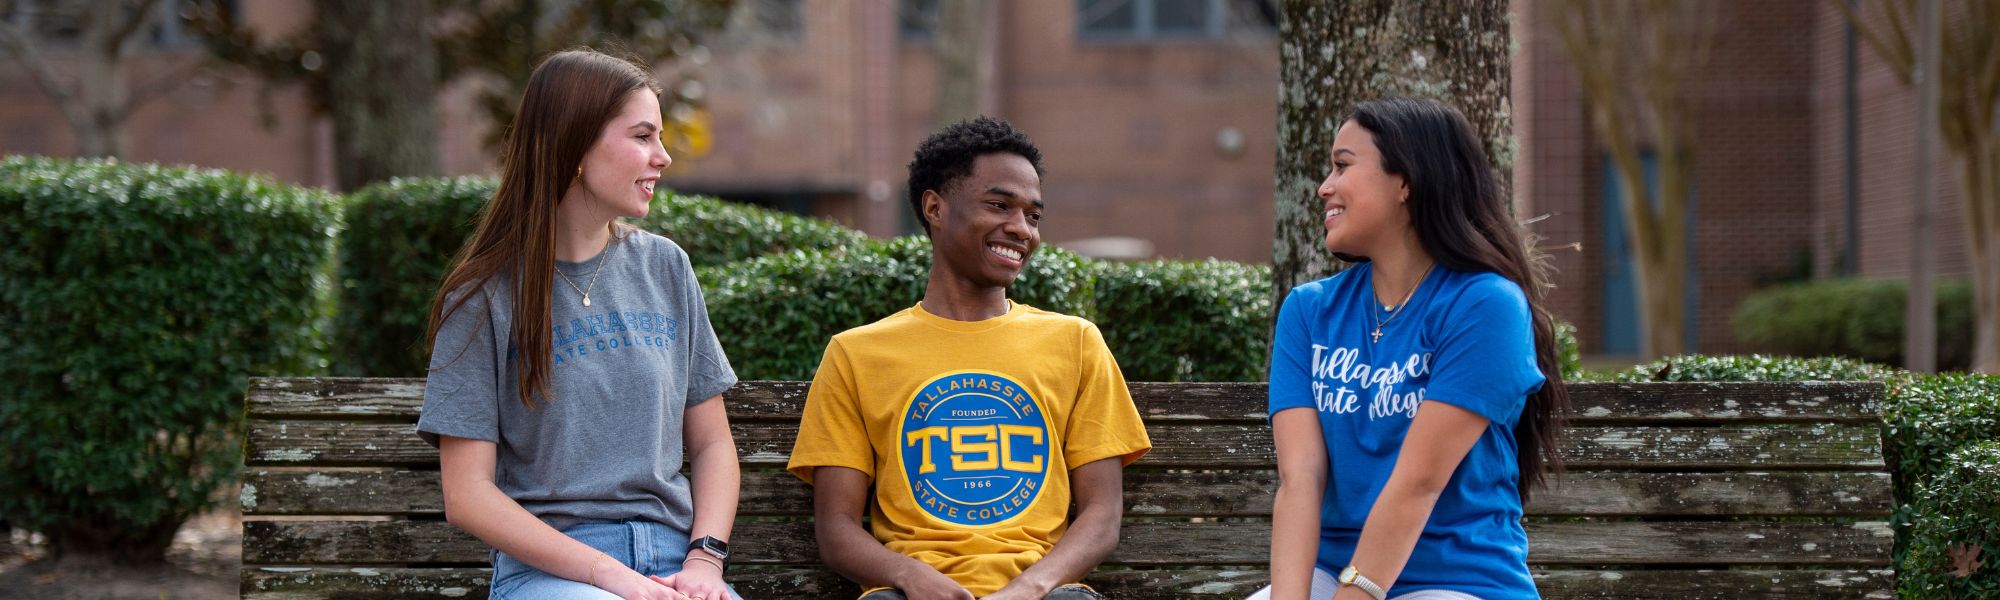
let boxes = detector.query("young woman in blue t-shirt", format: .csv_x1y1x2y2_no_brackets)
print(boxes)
1249,98,1571,600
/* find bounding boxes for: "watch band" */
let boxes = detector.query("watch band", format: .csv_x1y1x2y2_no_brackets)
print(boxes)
1339,566,1387,600
687,535,729,562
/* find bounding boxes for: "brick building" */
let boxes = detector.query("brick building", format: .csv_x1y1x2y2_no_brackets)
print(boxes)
0,0,1281,263
1516,0,1974,357
1,0,1972,357
668,0,1280,263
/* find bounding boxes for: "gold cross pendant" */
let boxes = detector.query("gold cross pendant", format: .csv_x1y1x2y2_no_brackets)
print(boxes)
1371,329,1383,343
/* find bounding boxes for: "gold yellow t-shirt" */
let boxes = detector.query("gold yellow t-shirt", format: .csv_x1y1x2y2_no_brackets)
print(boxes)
787,302,1152,596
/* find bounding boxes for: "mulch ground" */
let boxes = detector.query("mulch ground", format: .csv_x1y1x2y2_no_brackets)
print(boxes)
0,508,239,599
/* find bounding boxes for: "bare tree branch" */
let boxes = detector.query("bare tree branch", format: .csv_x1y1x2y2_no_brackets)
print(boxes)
0,6,94,139
105,0,162,52
122,56,209,115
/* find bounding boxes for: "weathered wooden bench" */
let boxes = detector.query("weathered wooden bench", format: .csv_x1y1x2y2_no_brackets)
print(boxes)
240,379,1895,599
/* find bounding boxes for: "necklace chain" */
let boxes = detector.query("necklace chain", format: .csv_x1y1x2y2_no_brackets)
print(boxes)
555,234,614,307
1371,263,1433,343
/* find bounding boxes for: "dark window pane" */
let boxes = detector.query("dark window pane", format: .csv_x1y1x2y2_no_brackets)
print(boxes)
1154,0,1209,34
900,0,939,40
754,0,803,38
1227,0,1278,32
1078,0,1136,35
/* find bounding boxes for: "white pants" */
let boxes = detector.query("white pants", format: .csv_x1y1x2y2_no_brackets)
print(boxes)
1245,568,1483,600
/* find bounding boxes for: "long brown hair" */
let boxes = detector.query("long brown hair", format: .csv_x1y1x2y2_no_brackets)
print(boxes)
426,49,661,408
1349,97,1570,501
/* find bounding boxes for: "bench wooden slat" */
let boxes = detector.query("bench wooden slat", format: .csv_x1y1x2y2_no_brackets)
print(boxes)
242,519,1894,566
243,469,1893,518
246,379,1886,424
242,566,1894,599
246,421,1886,470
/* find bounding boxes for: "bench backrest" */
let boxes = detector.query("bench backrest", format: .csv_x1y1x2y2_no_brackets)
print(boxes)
240,379,1894,599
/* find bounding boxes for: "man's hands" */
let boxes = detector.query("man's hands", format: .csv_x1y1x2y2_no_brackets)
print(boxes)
892,563,976,600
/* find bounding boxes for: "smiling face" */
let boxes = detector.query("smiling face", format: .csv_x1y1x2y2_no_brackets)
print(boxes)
924,152,1044,291
1318,119,1410,257
569,89,671,219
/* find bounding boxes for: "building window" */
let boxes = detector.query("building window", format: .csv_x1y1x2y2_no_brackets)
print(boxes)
1077,0,1276,41
899,0,940,42
2,0,223,49
753,0,803,39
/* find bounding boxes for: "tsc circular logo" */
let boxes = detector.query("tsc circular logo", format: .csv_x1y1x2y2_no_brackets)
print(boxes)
898,371,1050,527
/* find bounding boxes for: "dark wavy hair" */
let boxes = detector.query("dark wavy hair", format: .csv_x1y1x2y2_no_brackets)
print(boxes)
906,116,1045,235
1348,97,1570,501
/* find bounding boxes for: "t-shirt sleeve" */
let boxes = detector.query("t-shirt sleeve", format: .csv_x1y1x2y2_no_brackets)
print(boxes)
1268,285,1318,417
1422,277,1545,427
1063,322,1151,468
787,339,875,484
677,256,736,407
417,288,502,448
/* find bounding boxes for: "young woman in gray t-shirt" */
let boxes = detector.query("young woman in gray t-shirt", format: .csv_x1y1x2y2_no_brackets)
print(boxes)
418,48,741,600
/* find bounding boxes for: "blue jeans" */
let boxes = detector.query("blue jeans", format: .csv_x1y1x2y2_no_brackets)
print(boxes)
490,520,744,600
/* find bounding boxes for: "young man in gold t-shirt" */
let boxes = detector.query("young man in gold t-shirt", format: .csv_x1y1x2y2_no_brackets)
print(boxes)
787,117,1151,600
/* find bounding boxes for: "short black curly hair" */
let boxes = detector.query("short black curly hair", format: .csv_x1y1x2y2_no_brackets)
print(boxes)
906,116,1045,235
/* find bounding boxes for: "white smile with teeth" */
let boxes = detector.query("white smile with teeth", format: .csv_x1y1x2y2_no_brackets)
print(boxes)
1326,207,1346,219
989,245,1022,261
638,180,655,194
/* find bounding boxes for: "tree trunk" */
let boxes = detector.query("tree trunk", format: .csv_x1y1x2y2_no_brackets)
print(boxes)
1272,0,1512,308
933,0,993,126
317,0,440,191
1965,138,2000,372
74,0,144,157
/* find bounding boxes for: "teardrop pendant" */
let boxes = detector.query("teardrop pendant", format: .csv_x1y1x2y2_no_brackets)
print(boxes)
582,295,591,307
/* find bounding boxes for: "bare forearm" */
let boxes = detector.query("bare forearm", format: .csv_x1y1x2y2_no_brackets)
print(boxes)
1006,501,1119,595
817,517,941,589
446,482,613,585
1347,480,1441,591
1269,480,1325,600
685,437,740,544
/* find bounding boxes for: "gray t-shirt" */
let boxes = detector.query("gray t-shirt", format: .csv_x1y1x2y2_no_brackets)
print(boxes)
417,229,737,533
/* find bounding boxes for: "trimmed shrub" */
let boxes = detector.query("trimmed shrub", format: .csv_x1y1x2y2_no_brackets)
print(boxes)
1882,373,2000,516
1609,354,1893,383
0,156,336,562
1899,441,2000,598
333,177,491,376
331,177,864,376
1554,321,1582,382
1732,278,1974,371
1094,259,1271,382
630,192,868,266
701,236,1093,381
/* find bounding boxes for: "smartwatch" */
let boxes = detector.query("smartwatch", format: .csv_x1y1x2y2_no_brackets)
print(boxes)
688,535,730,562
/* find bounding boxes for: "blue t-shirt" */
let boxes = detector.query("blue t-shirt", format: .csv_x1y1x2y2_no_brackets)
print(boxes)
1268,262,1545,600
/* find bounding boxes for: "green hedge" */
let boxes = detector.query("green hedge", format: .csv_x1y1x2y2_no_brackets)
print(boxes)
1882,372,2000,520
1094,259,1271,382
0,156,335,560
1607,354,1893,383
1733,278,1974,371
630,191,868,266
1900,441,2000,597
701,236,1094,381
332,177,864,376
333,177,491,376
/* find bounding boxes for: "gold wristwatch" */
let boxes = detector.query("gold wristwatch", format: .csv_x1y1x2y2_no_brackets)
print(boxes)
1338,566,1387,600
